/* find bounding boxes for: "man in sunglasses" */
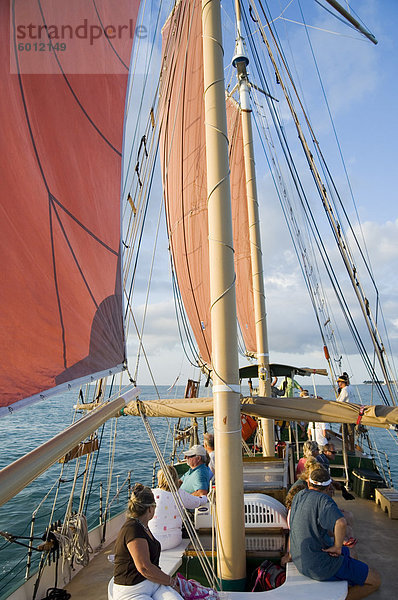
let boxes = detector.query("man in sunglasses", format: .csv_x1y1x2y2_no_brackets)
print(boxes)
318,444,355,501
317,443,337,470
180,445,213,497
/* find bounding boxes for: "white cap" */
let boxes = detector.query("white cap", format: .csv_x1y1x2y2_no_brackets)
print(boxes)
183,444,207,457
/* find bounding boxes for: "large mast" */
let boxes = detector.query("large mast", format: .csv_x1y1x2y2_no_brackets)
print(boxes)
233,1,274,455
202,0,246,589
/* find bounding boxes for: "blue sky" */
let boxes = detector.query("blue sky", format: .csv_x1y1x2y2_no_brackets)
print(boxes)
123,0,398,392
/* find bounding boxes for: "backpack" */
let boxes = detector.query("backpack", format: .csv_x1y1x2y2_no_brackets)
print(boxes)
250,559,286,592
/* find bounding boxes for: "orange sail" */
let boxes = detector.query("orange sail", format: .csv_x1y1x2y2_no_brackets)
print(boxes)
159,1,256,367
0,1,139,412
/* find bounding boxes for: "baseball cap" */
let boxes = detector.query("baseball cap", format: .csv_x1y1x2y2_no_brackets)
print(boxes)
183,444,207,457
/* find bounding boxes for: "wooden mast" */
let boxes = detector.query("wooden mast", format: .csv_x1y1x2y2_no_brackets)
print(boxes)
233,0,275,455
201,0,246,589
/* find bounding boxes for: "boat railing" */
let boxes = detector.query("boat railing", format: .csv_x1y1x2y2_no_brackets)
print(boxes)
2,468,132,594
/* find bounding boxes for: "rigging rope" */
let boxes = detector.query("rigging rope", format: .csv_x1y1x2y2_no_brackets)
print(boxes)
137,405,219,589
241,2,397,402
53,514,92,570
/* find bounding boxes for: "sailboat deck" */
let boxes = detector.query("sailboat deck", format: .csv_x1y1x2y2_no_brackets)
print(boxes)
64,494,398,600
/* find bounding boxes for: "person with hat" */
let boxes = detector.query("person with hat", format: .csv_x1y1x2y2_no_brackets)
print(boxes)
337,372,354,404
180,444,213,496
289,468,380,599
337,373,355,452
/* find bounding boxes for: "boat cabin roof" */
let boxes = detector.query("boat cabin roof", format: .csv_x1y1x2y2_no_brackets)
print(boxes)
239,363,328,380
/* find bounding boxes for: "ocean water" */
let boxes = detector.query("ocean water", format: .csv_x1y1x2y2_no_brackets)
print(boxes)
0,384,397,599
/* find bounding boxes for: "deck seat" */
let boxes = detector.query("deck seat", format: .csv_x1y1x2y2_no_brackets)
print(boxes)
159,539,191,574
218,562,347,600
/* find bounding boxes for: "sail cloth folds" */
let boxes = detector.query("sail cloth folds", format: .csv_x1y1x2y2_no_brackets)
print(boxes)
123,395,398,428
159,1,255,365
159,0,212,364
0,1,140,412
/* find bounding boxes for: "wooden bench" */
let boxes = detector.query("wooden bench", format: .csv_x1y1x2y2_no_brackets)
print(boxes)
218,562,347,600
375,487,398,519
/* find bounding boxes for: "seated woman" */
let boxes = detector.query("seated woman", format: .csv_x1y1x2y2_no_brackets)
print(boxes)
295,440,319,478
109,483,183,600
150,466,208,550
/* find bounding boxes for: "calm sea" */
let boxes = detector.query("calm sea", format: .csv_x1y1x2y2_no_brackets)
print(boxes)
0,384,397,598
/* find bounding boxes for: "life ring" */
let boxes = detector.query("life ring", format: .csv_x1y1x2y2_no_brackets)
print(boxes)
241,414,257,440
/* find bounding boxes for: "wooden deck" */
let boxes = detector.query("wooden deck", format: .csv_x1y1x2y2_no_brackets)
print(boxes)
65,542,114,600
65,491,398,600
334,492,398,599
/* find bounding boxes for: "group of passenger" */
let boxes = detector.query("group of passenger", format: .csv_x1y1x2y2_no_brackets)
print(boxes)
110,370,381,600
286,428,380,598
109,437,214,600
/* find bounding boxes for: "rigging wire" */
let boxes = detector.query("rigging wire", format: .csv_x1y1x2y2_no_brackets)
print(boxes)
122,0,163,200
297,0,377,278
138,408,219,589
129,177,166,383
171,267,203,368
243,1,396,402
255,3,396,399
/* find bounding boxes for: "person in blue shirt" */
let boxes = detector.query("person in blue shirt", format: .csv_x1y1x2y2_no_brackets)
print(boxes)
180,445,213,496
289,468,380,599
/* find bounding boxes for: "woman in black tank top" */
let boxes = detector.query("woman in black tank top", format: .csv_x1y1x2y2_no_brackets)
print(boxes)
109,483,183,600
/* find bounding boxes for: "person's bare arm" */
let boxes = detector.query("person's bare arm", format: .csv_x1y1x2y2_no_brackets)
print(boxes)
322,517,347,557
127,538,176,587
281,536,291,565
192,489,208,496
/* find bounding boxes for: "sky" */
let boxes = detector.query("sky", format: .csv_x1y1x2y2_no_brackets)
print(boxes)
123,0,398,392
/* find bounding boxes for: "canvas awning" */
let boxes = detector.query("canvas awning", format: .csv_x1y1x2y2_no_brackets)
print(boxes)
122,394,398,429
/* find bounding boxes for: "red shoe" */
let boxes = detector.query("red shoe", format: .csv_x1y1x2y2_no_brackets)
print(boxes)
343,537,357,547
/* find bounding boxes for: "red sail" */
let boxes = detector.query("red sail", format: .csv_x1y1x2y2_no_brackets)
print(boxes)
0,1,139,412
160,1,212,364
159,1,256,366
